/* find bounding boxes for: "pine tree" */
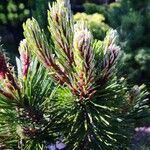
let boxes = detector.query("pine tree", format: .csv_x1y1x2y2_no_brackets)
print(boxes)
0,0,149,149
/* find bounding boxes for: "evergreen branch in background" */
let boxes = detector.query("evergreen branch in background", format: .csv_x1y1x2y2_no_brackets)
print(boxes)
0,0,149,149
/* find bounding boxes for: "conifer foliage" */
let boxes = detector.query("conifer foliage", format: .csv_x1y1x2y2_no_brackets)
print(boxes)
0,0,149,149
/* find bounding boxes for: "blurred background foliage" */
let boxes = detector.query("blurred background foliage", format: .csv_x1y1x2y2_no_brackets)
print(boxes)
0,0,29,25
74,12,110,40
0,0,30,63
0,0,52,65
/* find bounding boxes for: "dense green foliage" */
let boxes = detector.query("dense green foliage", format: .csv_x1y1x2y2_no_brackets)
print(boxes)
0,0,149,149
0,0,52,63
0,0,30,25
30,0,53,29
0,0,52,26
84,0,150,89
0,55,57,149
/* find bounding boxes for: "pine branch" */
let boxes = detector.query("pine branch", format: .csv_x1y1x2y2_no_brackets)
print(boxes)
72,22,96,100
23,18,71,86
48,0,74,66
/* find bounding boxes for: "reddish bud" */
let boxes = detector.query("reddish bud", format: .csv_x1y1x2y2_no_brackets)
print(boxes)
19,39,30,77
0,52,8,80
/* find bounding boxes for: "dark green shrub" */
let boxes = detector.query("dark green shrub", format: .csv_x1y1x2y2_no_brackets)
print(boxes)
30,0,53,29
84,3,108,15
0,0,30,25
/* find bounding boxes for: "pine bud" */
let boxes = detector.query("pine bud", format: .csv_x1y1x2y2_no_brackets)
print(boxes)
74,23,92,56
104,29,118,53
72,23,97,100
0,49,19,99
73,22,94,73
0,51,8,80
19,39,30,77
100,30,120,83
